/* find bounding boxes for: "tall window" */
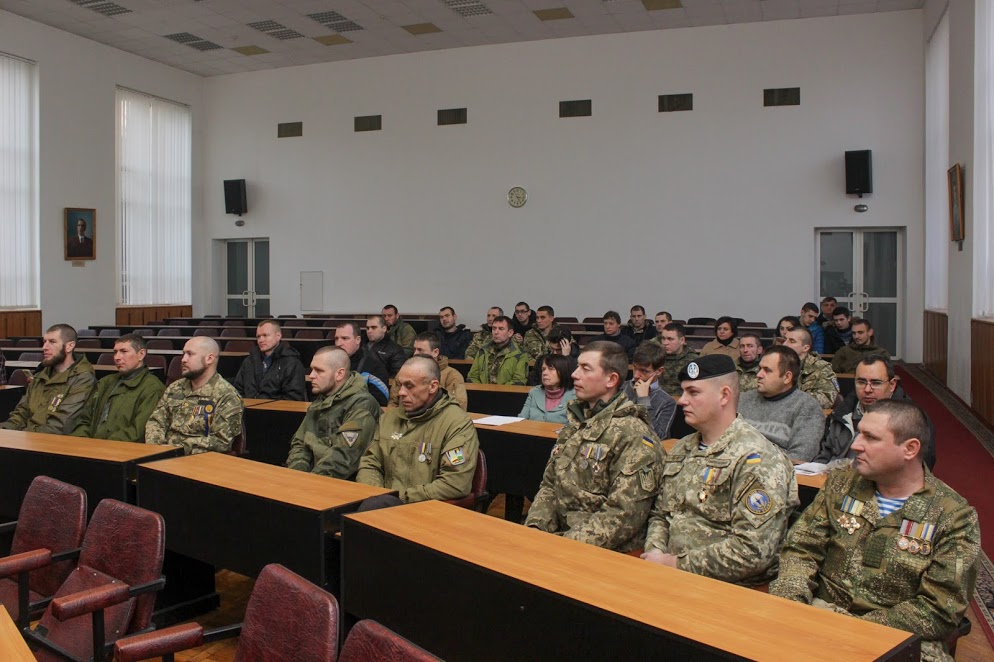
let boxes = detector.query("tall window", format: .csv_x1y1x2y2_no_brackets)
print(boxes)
925,11,950,312
0,53,38,308
975,0,994,318
116,88,191,305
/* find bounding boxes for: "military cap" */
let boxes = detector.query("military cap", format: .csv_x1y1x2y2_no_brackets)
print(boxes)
679,354,736,381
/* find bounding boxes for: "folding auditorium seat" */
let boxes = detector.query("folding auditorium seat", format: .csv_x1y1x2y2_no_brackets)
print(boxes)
224,340,255,353
166,357,183,386
294,329,324,340
75,329,96,338
96,354,116,366
339,620,441,662
156,329,175,336
687,317,715,326
16,339,38,348
193,328,219,337
145,339,173,351
74,339,101,349
18,352,42,361
143,355,167,373
98,329,120,338
443,450,489,512
220,328,245,338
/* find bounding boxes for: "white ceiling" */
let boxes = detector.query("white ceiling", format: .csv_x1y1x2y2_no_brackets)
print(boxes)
0,0,923,77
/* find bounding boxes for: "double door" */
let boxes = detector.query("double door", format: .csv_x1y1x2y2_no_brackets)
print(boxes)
225,239,270,317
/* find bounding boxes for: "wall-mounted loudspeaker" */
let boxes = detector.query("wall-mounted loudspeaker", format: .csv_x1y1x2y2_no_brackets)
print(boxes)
844,150,872,196
224,179,247,215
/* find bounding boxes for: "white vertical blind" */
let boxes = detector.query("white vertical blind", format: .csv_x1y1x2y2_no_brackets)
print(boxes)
116,88,191,305
0,53,38,308
925,12,950,312
975,0,994,318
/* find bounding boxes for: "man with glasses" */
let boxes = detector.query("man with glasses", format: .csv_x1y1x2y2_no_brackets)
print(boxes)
511,302,536,345
814,356,935,469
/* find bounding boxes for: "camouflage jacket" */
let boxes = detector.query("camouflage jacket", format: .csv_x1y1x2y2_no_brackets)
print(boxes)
71,366,164,442
831,343,889,374
287,371,381,479
386,319,417,357
737,359,760,393
522,323,561,360
356,391,479,503
799,354,839,409
466,340,529,385
463,325,491,361
1,354,95,434
770,467,979,657
645,416,799,585
389,355,467,411
657,345,698,397
145,373,243,455
525,392,664,553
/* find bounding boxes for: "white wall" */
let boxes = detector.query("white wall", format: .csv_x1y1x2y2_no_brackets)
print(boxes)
197,12,922,357
0,9,203,332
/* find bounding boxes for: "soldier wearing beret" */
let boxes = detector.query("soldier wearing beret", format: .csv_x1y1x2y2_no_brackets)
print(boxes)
771,400,979,662
642,354,799,586
525,341,664,553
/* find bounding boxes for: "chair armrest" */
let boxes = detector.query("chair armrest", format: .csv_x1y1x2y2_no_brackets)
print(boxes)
51,582,131,621
0,520,18,535
113,623,205,662
0,548,52,579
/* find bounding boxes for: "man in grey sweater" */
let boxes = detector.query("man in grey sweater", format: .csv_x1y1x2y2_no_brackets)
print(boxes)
737,345,825,462
622,342,676,439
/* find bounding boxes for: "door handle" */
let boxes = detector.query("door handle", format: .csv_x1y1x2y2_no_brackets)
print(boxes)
859,292,869,313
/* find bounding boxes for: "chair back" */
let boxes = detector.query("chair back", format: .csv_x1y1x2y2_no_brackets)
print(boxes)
277,314,298,318
237,564,339,661
8,370,30,386
442,450,488,511
98,329,120,338
166,356,183,385
687,317,716,326
193,328,218,337
15,339,37,348
339,620,440,662
225,340,255,353
146,339,173,351
76,329,97,338
223,320,243,327
97,353,117,366
133,329,155,337
295,329,324,340
220,328,246,338
156,328,175,336
143,355,167,372
75,338,101,349
18,352,42,361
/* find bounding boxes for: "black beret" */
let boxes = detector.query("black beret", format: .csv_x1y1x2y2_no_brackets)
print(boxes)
678,354,736,381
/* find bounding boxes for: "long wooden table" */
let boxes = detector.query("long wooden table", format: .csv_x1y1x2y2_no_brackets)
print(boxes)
465,383,530,415
137,453,393,594
341,501,918,661
242,398,309,465
0,605,32,661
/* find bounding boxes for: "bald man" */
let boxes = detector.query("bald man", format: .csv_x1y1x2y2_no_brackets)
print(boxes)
286,347,381,478
145,336,243,455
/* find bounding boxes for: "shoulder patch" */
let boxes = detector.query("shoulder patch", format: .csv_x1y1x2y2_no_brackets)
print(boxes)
341,430,360,447
745,489,772,515
641,436,655,450
445,447,466,466
745,453,761,465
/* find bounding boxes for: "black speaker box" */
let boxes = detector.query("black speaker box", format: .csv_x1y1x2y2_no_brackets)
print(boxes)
845,150,872,195
224,179,247,215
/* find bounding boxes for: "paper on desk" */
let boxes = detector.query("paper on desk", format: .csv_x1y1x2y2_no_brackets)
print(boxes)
474,416,524,426
794,462,829,475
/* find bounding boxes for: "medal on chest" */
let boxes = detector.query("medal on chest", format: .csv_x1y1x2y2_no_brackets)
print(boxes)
417,442,432,463
838,495,865,534
698,467,720,503
899,519,936,556
579,444,607,473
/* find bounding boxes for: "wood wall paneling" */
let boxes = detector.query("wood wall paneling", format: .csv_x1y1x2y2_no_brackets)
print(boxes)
923,310,948,384
115,305,192,326
972,318,994,428
0,310,42,338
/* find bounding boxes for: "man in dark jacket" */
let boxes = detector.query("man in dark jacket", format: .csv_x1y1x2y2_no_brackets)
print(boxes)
232,320,307,401
623,305,657,346
590,311,636,360
335,321,390,405
365,315,406,376
823,307,853,355
511,301,536,345
437,306,472,359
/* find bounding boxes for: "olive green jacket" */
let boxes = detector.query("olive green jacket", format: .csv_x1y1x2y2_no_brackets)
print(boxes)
286,371,381,479
357,391,479,503
387,319,417,357
1,354,96,434
466,340,529,385
71,366,165,442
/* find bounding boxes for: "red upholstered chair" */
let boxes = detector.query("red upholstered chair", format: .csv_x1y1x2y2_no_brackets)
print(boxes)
145,339,173,351
25,499,165,662
339,620,441,662
0,476,87,629
76,329,96,338
9,370,30,386
113,564,338,662
220,328,245,338
224,339,255,353
166,356,183,386
16,338,38,348
96,354,116,366
443,450,489,512
193,328,219,338
143,355,167,373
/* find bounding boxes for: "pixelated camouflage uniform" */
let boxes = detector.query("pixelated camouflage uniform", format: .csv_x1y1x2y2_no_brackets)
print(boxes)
286,371,381,478
737,359,760,393
522,323,562,360
1,354,95,434
464,325,491,361
644,416,799,585
525,392,664,553
655,345,698,397
799,354,840,409
770,467,979,662
145,373,243,455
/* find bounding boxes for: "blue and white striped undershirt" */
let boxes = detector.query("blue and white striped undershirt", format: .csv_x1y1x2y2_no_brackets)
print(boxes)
875,492,908,518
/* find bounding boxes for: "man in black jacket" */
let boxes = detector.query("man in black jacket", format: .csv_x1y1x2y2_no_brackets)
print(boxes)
437,306,472,359
232,320,307,401
365,315,407,377
335,321,390,405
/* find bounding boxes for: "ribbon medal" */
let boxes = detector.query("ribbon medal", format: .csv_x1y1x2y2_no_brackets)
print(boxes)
49,393,65,412
899,519,936,556
838,495,864,534
417,442,432,463
699,467,720,503
580,444,607,472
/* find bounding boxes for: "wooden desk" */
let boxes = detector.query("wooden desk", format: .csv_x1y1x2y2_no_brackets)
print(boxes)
465,383,530,416
242,399,311,466
0,605,32,661
341,501,918,661
137,453,393,593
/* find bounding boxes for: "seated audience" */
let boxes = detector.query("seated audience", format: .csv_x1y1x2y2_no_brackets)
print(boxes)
389,332,467,411
816,296,837,327
522,305,562,360
654,311,672,334
799,302,826,354
382,304,416,357
231,320,306,401
824,306,853,355
642,355,799,585
365,315,407,376
357,356,479,503
831,317,889,374
774,315,801,346
1,324,95,434
518,354,576,423
590,310,636,360
737,332,763,392
622,342,676,439
464,306,502,360
525,341,663,552
624,305,657,346
286,347,381,478
145,336,243,454
527,328,578,385
737,346,825,462
71,333,164,442
771,400,978,662
654,322,699,397
335,322,390,405
700,316,740,360
511,301,536,345
467,316,529,385
437,306,472,359
784,327,840,409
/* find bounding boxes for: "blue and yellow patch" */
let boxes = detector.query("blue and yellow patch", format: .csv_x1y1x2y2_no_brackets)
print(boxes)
641,436,655,450
745,453,761,465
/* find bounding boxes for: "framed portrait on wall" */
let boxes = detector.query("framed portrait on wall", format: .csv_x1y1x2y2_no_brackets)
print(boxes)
948,164,964,242
64,208,95,260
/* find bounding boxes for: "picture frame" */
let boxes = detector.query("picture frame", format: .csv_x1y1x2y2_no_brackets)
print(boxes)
948,164,965,243
64,208,96,261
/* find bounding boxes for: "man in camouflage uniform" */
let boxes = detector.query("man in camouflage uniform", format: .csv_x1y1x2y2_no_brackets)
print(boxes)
642,354,798,586
831,317,890,374
382,304,416,357
145,336,242,454
522,305,561,360
525,341,663,553
785,326,839,409
736,332,763,392
652,322,699,397
1,324,95,434
466,316,529,385
771,400,979,662
71,333,164,442
287,347,381,478
464,306,502,360
358,356,479,502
